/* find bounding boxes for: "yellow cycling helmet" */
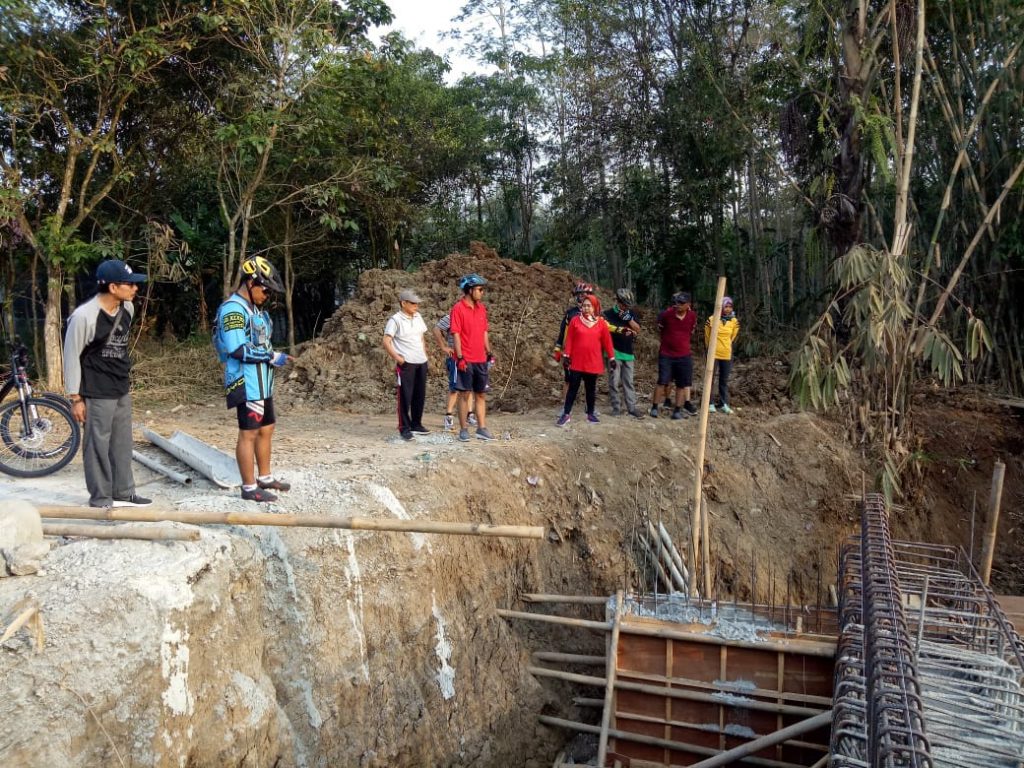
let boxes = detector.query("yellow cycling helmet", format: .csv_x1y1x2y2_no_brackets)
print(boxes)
241,256,284,292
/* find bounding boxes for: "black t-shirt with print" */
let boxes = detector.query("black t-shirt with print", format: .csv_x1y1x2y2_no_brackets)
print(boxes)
603,307,636,355
80,307,133,398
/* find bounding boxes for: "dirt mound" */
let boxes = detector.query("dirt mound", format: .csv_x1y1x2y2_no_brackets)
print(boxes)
284,243,661,413
284,243,800,416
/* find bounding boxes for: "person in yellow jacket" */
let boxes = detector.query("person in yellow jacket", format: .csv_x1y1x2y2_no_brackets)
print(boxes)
704,296,740,414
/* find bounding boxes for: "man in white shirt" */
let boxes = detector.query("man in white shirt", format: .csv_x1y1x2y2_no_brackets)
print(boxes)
383,289,430,440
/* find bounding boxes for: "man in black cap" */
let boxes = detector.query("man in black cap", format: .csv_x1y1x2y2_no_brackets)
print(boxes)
63,259,151,508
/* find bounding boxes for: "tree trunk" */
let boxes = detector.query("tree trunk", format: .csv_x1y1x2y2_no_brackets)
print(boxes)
44,267,64,391
283,205,296,354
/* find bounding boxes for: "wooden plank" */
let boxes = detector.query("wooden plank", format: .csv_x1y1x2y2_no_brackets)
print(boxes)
618,632,670,676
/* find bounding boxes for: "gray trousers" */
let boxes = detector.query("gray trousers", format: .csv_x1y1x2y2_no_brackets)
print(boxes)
608,357,637,413
83,394,136,506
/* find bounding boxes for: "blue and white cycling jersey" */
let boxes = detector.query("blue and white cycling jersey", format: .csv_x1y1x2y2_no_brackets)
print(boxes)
216,294,276,407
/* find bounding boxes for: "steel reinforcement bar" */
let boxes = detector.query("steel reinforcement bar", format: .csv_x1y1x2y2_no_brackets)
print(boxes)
831,494,934,768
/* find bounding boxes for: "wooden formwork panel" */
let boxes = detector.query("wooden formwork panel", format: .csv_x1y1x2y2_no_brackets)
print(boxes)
610,620,835,767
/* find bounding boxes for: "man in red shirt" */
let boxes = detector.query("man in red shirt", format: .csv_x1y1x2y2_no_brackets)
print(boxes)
450,273,496,442
651,292,698,419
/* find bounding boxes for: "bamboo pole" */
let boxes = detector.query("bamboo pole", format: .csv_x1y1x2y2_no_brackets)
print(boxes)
43,523,200,542
637,531,676,593
496,608,609,632
37,506,545,539
646,520,688,591
597,590,624,767
533,652,606,666
528,667,827,717
691,276,727,594
980,460,1006,585
700,493,711,596
657,521,689,583
498,608,836,657
521,594,609,605
686,710,833,768
539,715,810,768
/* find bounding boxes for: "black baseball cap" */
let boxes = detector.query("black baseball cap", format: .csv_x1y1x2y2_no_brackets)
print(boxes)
96,259,147,284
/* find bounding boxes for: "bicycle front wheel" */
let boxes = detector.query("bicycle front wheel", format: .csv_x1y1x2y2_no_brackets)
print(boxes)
0,397,81,477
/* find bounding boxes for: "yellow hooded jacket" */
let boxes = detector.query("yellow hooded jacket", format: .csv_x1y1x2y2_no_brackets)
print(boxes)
704,313,740,361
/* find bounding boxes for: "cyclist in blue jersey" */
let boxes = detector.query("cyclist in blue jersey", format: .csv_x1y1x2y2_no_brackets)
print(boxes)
215,256,293,502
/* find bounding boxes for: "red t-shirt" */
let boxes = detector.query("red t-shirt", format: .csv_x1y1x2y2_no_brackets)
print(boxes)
564,316,614,374
449,297,489,363
657,308,697,356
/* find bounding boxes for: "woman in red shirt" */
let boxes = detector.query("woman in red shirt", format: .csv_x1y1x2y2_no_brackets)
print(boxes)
558,295,615,425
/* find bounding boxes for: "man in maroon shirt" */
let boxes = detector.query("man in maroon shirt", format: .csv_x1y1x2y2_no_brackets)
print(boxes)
450,273,496,442
651,291,698,419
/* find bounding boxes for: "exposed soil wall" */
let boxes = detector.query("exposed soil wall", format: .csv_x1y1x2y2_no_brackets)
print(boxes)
1,403,869,767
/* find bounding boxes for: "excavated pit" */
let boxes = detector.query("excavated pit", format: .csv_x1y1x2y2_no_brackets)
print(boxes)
0,402,866,767
4,250,1020,766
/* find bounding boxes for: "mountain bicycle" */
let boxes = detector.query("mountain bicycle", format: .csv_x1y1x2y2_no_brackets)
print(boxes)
0,338,81,478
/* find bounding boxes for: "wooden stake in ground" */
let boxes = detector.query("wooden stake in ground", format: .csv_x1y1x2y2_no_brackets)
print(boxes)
597,590,624,767
690,276,727,595
980,459,1006,585
37,506,545,540
0,598,44,652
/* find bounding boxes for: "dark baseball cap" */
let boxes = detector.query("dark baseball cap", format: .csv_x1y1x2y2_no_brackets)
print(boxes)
96,259,147,284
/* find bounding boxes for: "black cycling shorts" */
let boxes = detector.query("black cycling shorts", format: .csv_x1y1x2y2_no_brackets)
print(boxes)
236,398,276,430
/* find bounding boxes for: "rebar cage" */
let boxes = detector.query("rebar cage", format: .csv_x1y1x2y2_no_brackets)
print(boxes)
831,493,1024,768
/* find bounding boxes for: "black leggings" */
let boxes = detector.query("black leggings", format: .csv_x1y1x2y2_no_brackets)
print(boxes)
713,359,732,406
564,370,598,415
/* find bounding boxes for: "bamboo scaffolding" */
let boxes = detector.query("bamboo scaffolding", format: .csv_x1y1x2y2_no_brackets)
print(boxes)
580,704,831,752
646,520,688,591
37,506,545,539
539,715,809,768
497,608,836,657
657,521,689,582
686,710,834,768
527,667,827,717
520,594,608,605
532,652,606,666
691,276,727,594
637,530,676,593
597,590,624,766
43,523,199,542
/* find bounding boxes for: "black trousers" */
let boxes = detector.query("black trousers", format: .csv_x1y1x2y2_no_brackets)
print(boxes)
396,362,427,432
563,370,598,415
713,359,733,406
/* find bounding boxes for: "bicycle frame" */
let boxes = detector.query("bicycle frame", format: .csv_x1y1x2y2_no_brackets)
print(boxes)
0,342,70,414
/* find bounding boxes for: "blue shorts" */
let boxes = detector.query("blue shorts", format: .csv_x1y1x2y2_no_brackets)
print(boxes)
455,362,489,394
657,355,693,388
445,356,459,393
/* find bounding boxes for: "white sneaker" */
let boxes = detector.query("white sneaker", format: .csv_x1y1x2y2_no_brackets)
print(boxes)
468,412,478,426
443,414,454,431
